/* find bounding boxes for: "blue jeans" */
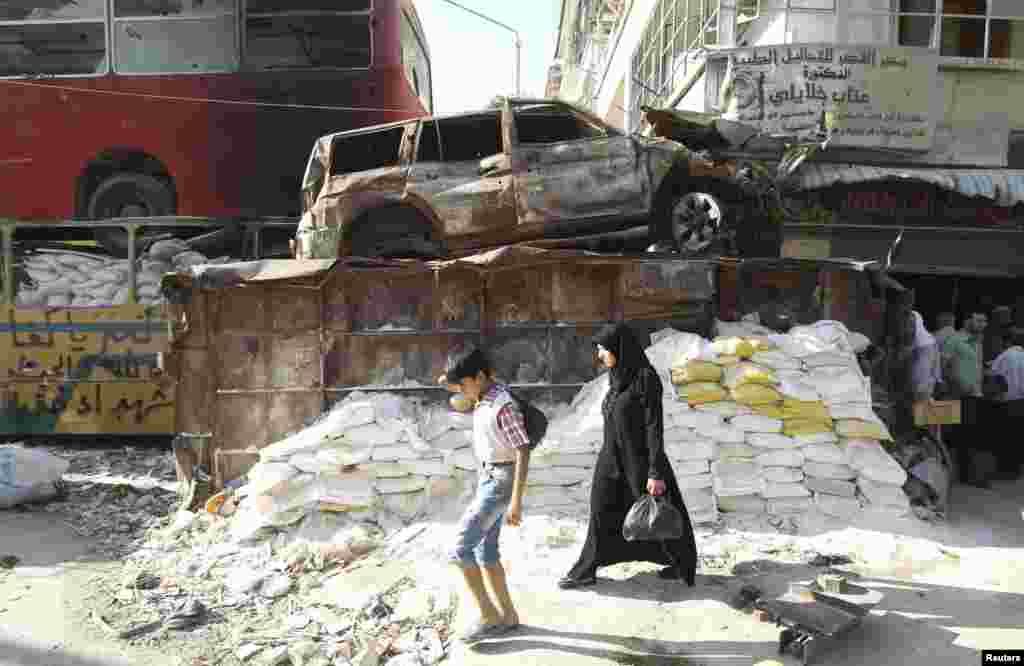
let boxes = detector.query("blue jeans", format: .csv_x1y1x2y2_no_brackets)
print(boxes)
449,464,515,567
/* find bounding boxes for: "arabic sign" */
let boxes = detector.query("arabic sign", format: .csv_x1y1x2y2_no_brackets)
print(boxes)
720,44,939,151
1,305,176,435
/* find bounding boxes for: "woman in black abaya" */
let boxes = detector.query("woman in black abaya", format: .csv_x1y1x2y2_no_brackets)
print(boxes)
559,323,698,589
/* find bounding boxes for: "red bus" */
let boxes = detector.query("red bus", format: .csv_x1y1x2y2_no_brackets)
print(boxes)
0,0,431,252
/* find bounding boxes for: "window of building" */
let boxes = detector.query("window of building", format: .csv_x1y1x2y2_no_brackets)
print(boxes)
0,1,106,77
245,1,372,70
436,114,502,162
112,0,237,74
629,0,721,130
400,9,432,112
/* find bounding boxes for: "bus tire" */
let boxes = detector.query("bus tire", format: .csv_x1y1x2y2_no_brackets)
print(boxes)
86,172,176,257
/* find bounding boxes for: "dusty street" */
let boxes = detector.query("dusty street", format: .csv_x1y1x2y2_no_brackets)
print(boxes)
2,441,1022,666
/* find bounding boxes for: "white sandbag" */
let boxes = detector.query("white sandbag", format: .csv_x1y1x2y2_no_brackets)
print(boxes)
665,439,717,461
730,415,783,434
804,476,857,498
858,478,910,510
750,350,801,370
674,411,724,430
841,439,908,485
802,443,846,464
345,423,400,448
777,379,822,402
545,374,609,445
314,444,373,468
711,461,762,496
528,467,590,487
802,351,859,369
722,363,778,389
793,432,839,446
747,432,800,450
678,473,713,490
529,452,596,469
260,397,376,462
372,445,423,462
445,448,479,472
419,405,473,441
411,460,456,477
848,332,871,353
762,481,810,499
247,462,301,496
0,482,59,509
717,442,758,459
815,492,862,519
0,445,69,487
645,330,715,369
717,494,766,513
694,402,753,418
375,476,429,495
805,367,870,404
429,429,473,451
672,460,710,477
697,423,747,444
834,417,894,443
664,426,702,443
803,461,856,480
765,497,815,514
681,487,716,512
761,466,804,483
755,449,805,468
787,321,854,356
365,463,414,478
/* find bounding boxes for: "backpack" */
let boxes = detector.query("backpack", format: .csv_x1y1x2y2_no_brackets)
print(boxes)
508,390,548,450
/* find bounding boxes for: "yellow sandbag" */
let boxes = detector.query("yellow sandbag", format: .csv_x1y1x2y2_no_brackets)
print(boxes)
752,404,787,419
723,362,778,389
783,417,834,437
730,384,783,406
670,360,722,385
780,399,831,422
835,418,888,440
715,354,741,366
711,337,755,358
676,382,727,405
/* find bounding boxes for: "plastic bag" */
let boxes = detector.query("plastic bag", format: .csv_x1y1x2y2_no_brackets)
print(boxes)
0,445,69,488
622,494,685,542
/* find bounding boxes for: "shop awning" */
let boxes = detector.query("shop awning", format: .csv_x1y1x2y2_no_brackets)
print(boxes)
794,164,1024,207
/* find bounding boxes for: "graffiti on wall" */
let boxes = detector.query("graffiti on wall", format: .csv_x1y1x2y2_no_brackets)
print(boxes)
1,305,176,434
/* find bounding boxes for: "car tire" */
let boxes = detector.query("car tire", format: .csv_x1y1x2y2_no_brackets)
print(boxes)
650,178,741,256
348,206,446,259
86,172,176,257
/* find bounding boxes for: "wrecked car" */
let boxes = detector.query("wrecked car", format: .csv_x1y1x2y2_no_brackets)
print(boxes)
294,98,743,259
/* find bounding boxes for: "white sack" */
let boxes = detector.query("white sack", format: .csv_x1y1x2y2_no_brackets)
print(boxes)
804,476,857,498
678,473,714,490
755,449,805,468
717,494,766,513
803,461,857,480
0,445,69,487
747,433,800,450
762,481,811,499
730,415,783,434
697,423,747,444
761,466,805,483
665,439,716,461
842,439,908,485
815,492,862,519
802,443,846,464
672,460,710,477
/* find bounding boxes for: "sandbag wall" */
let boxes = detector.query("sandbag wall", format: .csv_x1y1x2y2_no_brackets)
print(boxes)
166,250,718,490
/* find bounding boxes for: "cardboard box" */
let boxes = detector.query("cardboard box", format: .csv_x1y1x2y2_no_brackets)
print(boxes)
913,400,961,426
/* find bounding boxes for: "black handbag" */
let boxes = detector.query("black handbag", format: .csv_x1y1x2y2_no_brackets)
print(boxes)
622,494,685,542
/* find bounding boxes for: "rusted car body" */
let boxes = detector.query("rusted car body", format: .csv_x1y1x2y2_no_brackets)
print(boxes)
295,98,737,259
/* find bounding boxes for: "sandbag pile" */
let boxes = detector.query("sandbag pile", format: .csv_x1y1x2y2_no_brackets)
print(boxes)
661,320,905,521
15,239,225,308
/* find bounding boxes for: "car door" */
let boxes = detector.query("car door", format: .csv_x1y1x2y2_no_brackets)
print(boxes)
404,112,517,241
510,102,649,229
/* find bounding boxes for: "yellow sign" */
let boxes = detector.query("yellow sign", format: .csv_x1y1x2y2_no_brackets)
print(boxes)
1,305,176,435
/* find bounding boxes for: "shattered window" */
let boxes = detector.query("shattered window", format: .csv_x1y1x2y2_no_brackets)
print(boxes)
514,105,606,144
329,126,405,176
0,0,105,20
245,4,372,70
113,15,238,73
0,22,107,77
436,114,502,162
400,8,432,112
114,0,236,17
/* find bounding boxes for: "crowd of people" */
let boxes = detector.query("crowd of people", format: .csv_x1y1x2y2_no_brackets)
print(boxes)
908,307,1024,488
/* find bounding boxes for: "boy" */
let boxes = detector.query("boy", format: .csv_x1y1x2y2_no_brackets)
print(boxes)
438,348,530,643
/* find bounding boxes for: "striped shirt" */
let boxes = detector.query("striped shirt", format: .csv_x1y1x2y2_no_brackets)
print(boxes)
480,384,530,450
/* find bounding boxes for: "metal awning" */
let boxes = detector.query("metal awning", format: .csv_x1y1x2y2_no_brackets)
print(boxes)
795,164,1024,207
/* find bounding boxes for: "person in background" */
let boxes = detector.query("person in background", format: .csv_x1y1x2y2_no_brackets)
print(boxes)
990,328,1024,480
942,312,989,486
910,311,941,402
438,348,530,644
986,306,1013,365
933,312,957,374
558,323,698,590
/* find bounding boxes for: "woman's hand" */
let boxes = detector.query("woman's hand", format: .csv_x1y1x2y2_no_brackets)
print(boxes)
647,478,666,496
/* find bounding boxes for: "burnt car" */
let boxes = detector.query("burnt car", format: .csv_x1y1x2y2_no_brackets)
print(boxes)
295,98,742,259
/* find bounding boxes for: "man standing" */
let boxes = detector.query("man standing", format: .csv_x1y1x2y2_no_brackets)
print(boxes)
932,312,957,398
986,306,1013,364
438,348,530,644
991,328,1024,480
942,312,989,485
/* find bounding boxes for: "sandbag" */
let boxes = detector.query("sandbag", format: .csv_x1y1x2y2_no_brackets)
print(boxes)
843,440,908,486
805,367,870,404
694,402,753,418
858,478,911,509
0,445,69,488
762,481,810,499
814,492,862,519
802,351,859,369
803,461,856,480
715,354,742,366
782,418,834,437
756,449,805,467
678,472,714,490
835,418,892,442
665,439,717,461
751,404,787,419
717,442,758,459
747,432,800,450
673,411,725,430
730,415,783,434
672,459,710,476
696,423,747,444
645,330,715,370
711,461,762,496
776,379,822,402
730,384,784,406
664,426,703,442
765,497,815,514
723,363,778,389
339,423,398,448
804,476,857,498
0,482,59,509
717,494,766,513
781,399,831,421
793,431,839,446
671,361,722,384
677,382,728,405
711,336,757,358
750,350,801,370
802,443,846,464
761,466,805,483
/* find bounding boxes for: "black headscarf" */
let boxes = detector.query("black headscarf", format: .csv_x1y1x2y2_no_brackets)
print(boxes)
594,323,654,395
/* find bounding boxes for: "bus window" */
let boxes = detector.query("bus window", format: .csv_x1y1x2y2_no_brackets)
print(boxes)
400,9,432,112
112,1,238,74
0,23,107,77
245,2,372,70
1,0,104,21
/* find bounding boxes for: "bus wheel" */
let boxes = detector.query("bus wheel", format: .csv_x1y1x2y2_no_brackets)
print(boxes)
86,172,176,257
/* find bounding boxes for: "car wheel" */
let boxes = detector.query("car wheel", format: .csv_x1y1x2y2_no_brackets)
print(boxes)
669,192,727,254
86,172,175,257
348,206,446,259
